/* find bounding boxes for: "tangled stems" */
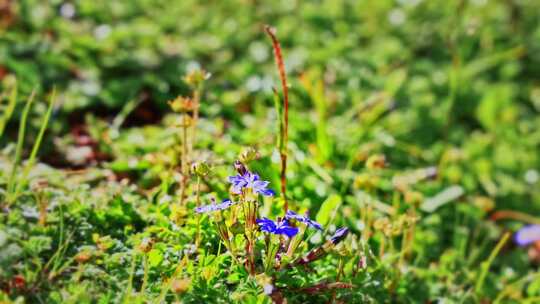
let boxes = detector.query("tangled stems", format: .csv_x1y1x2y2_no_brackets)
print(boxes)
240,189,259,274
213,212,241,266
286,225,307,258
264,234,281,273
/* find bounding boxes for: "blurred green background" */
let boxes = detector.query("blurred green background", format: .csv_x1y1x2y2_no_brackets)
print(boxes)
2,0,538,206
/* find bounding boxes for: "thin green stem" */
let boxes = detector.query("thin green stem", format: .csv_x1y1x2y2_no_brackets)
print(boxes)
179,113,189,207
0,82,18,138
124,251,138,304
141,254,149,294
190,87,201,155
195,176,201,248
15,89,56,198
475,232,510,296
7,89,36,205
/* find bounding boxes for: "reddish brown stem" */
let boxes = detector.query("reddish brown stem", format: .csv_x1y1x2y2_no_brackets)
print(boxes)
490,210,540,224
265,24,289,211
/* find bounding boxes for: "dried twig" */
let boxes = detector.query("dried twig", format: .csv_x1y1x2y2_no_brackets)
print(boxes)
265,24,290,211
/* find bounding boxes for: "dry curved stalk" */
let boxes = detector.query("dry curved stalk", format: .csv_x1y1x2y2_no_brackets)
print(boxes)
265,24,290,211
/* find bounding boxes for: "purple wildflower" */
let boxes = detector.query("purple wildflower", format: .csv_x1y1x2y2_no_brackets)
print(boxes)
330,227,349,244
515,225,540,246
256,217,298,238
285,210,323,230
228,171,274,196
195,198,236,214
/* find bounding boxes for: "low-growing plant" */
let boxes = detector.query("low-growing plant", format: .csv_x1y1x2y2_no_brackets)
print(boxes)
193,159,351,301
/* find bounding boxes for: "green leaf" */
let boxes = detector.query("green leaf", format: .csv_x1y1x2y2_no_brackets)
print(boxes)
226,272,241,284
148,249,163,267
24,236,52,256
316,194,342,226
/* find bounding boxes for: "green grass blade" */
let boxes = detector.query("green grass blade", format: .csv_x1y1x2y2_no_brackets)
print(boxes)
474,232,511,297
0,82,18,139
112,98,141,130
6,89,36,205
15,88,57,197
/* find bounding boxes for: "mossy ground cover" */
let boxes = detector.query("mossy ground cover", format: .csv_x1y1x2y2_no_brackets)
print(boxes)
1,1,540,303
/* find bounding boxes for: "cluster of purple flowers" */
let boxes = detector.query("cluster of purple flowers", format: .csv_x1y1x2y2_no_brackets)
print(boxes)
228,170,274,196
194,165,350,245
195,169,274,214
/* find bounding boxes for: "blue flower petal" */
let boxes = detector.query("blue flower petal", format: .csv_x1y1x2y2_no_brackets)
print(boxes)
330,227,349,244
228,170,274,196
253,180,269,189
231,184,243,194
249,172,260,182
515,225,540,246
285,210,322,230
195,199,236,214
259,188,275,196
309,220,323,230
276,224,299,238
195,205,211,213
257,217,298,238
256,217,276,233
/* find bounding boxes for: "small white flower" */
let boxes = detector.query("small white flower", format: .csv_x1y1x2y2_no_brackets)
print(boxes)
263,284,274,295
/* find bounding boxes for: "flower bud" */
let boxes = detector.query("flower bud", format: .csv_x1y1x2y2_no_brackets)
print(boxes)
184,69,210,88
171,278,191,294
75,251,92,263
191,161,210,177
366,154,386,170
239,147,260,163
330,227,349,245
168,96,196,112
233,160,248,175
138,237,154,253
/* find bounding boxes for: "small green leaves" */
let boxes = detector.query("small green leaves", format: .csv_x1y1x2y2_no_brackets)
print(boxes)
316,195,342,227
